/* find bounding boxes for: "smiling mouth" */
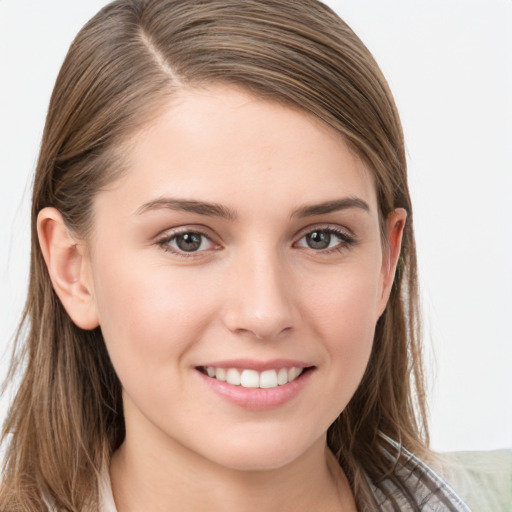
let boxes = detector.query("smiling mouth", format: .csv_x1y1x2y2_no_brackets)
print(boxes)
197,366,314,389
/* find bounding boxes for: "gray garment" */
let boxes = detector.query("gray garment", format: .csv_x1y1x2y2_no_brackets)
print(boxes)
367,439,471,511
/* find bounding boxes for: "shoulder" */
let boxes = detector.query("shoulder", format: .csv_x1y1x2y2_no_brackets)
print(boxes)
368,438,472,511
436,449,512,512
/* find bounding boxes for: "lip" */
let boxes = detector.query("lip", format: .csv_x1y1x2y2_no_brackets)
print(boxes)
195,360,315,410
197,358,311,371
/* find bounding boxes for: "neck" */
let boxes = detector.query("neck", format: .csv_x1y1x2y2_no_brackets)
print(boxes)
110,424,356,512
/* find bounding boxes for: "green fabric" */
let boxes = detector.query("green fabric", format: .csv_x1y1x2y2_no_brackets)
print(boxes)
438,450,512,512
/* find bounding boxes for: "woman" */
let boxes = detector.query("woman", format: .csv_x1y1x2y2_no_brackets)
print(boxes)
0,1,471,510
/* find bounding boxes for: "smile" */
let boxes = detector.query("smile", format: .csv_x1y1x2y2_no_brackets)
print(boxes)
196,362,315,409
200,366,304,389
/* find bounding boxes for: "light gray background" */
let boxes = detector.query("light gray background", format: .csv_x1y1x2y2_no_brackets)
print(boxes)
1,1,511,452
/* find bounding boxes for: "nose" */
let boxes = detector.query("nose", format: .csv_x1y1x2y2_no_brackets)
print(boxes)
222,250,298,340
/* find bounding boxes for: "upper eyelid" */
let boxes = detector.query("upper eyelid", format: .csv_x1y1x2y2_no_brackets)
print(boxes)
155,225,218,242
293,223,356,240
156,226,218,246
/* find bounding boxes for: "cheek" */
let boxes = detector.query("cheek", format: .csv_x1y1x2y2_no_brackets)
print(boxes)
302,263,381,390
91,255,217,379
305,260,382,337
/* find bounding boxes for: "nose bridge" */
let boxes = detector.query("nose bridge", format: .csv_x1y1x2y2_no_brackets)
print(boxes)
223,244,297,339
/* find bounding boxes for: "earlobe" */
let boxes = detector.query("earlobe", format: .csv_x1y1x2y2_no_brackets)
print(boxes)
37,207,99,330
377,208,407,315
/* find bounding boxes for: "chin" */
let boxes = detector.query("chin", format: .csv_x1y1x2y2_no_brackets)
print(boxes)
199,429,323,472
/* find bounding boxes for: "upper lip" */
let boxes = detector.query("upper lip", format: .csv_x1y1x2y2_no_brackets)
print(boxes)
196,359,313,371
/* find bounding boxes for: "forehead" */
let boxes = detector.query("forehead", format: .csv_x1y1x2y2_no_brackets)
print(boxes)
96,85,378,219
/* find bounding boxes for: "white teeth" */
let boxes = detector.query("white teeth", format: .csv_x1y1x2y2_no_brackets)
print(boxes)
277,368,288,385
215,367,226,381
288,367,302,381
226,368,241,386
240,369,259,388
259,369,278,389
205,366,305,388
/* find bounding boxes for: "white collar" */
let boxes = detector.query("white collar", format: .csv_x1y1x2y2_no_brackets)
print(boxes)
99,469,117,512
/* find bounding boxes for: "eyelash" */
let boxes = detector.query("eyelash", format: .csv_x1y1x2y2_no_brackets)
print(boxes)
156,226,356,257
295,226,356,254
156,228,216,258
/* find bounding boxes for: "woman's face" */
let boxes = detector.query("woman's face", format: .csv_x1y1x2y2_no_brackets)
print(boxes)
84,85,403,471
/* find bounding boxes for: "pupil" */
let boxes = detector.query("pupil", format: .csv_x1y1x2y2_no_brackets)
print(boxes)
177,233,202,252
307,230,330,249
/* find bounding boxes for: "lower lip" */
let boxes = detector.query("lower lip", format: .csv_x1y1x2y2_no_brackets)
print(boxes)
196,368,313,410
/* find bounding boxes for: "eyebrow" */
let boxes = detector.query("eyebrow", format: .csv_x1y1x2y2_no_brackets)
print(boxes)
136,198,237,220
135,196,370,220
291,197,370,218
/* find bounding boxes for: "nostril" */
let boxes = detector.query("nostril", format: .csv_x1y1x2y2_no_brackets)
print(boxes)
234,325,294,341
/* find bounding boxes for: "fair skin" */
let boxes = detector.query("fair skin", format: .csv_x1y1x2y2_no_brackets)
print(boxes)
38,85,405,512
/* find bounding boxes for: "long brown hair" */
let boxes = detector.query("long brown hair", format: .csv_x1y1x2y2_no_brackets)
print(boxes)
1,1,428,510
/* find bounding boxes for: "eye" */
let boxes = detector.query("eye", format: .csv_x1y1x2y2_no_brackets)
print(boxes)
158,230,216,254
295,228,354,251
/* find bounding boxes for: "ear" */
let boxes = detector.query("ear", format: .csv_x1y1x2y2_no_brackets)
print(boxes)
37,207,99,330
376,208,407,316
